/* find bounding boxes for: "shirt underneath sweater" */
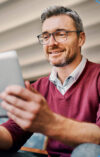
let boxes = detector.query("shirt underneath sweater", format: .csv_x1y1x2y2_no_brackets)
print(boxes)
49,57,87,95
1,60,100,157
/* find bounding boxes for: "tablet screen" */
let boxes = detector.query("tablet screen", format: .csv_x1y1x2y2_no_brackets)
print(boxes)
0,51,25,118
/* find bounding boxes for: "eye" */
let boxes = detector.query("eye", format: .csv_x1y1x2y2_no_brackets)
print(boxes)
42,33,50,40
55,31,67,37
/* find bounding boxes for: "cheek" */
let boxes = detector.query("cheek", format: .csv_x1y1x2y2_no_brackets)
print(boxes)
65,35,79,48
67,40,79,52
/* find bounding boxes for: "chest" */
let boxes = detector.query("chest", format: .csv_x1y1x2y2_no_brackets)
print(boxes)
46,84,99,123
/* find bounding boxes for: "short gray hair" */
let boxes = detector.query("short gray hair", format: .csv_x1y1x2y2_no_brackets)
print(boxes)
41,6,84,32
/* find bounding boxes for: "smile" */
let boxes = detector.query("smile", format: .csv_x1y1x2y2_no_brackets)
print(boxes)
49,50,65,55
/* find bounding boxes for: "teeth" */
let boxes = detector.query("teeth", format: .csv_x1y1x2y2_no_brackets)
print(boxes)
52,52,58,54
50,51,60,54
49,50,64,54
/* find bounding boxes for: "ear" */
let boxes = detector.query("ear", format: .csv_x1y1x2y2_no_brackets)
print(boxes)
78,32,85,47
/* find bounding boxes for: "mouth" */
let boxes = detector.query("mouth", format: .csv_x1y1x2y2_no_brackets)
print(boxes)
49,49,65,55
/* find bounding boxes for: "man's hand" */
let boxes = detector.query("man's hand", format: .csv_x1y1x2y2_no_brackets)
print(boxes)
0,82,100,146
0,82,54,134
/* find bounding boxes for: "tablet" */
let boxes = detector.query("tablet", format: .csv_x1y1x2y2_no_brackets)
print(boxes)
0,51,25,118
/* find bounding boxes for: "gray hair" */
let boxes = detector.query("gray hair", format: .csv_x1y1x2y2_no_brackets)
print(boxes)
41,6,84,32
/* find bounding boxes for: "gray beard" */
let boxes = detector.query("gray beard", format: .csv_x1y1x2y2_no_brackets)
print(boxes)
51,53,77,67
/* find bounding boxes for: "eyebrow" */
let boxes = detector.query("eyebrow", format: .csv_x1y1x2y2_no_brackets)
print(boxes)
42,29,67,34
42,31,49,34
56,29,67,31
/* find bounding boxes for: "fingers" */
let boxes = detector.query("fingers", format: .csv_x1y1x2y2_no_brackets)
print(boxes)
1,101,34,120
0,93,40,114
0,85,39,102
5,85,33,100
7,112,33,131
1,99,40,127
1,94,27,110
0,85,44,119
25,80,31,90
0,84,50,133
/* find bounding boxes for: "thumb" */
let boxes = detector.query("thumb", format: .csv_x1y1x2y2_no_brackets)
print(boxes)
25,80,31,90
25,80,39,94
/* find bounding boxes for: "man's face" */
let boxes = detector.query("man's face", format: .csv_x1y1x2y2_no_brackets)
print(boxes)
42,15,85,67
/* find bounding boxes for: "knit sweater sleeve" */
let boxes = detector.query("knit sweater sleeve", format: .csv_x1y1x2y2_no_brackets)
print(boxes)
0,81,41,152
96,73,100,127
1,119,33,152
98,73,100,97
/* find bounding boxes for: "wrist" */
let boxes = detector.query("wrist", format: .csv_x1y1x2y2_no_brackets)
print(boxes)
45,112,66,138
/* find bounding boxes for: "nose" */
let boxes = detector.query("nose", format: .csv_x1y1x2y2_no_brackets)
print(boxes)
48,34,58,46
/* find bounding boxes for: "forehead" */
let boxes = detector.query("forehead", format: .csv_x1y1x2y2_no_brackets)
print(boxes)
42,14,76,32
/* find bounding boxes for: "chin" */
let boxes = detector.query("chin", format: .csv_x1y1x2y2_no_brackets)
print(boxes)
50,57,76,67
53,63,69,67
50,61,68,67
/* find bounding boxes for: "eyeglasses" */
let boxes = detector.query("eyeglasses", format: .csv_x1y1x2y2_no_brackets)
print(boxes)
37,30,81,45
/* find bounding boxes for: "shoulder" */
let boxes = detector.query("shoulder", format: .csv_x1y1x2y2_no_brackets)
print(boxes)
83,61,100,86
87,60,100,68
77,60,100,85
86,60,100,73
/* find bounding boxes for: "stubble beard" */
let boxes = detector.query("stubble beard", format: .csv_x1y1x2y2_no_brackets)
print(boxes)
49,52,77,67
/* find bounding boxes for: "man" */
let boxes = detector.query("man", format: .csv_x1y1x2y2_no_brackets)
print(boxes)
0,6,100,157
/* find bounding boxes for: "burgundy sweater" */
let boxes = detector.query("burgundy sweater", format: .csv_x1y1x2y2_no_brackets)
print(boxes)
2,61,100,157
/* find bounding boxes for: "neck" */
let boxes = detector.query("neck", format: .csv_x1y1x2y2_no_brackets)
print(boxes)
56,55,82,84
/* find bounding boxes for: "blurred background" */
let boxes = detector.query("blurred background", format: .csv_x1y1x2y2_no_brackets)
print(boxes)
0,0,100,82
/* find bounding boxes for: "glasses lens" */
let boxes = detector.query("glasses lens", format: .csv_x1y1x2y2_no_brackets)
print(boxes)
54,30,67,42
38,33,50,44
38,30,68,45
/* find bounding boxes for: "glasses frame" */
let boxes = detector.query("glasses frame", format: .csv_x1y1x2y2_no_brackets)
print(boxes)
37,30,81,45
